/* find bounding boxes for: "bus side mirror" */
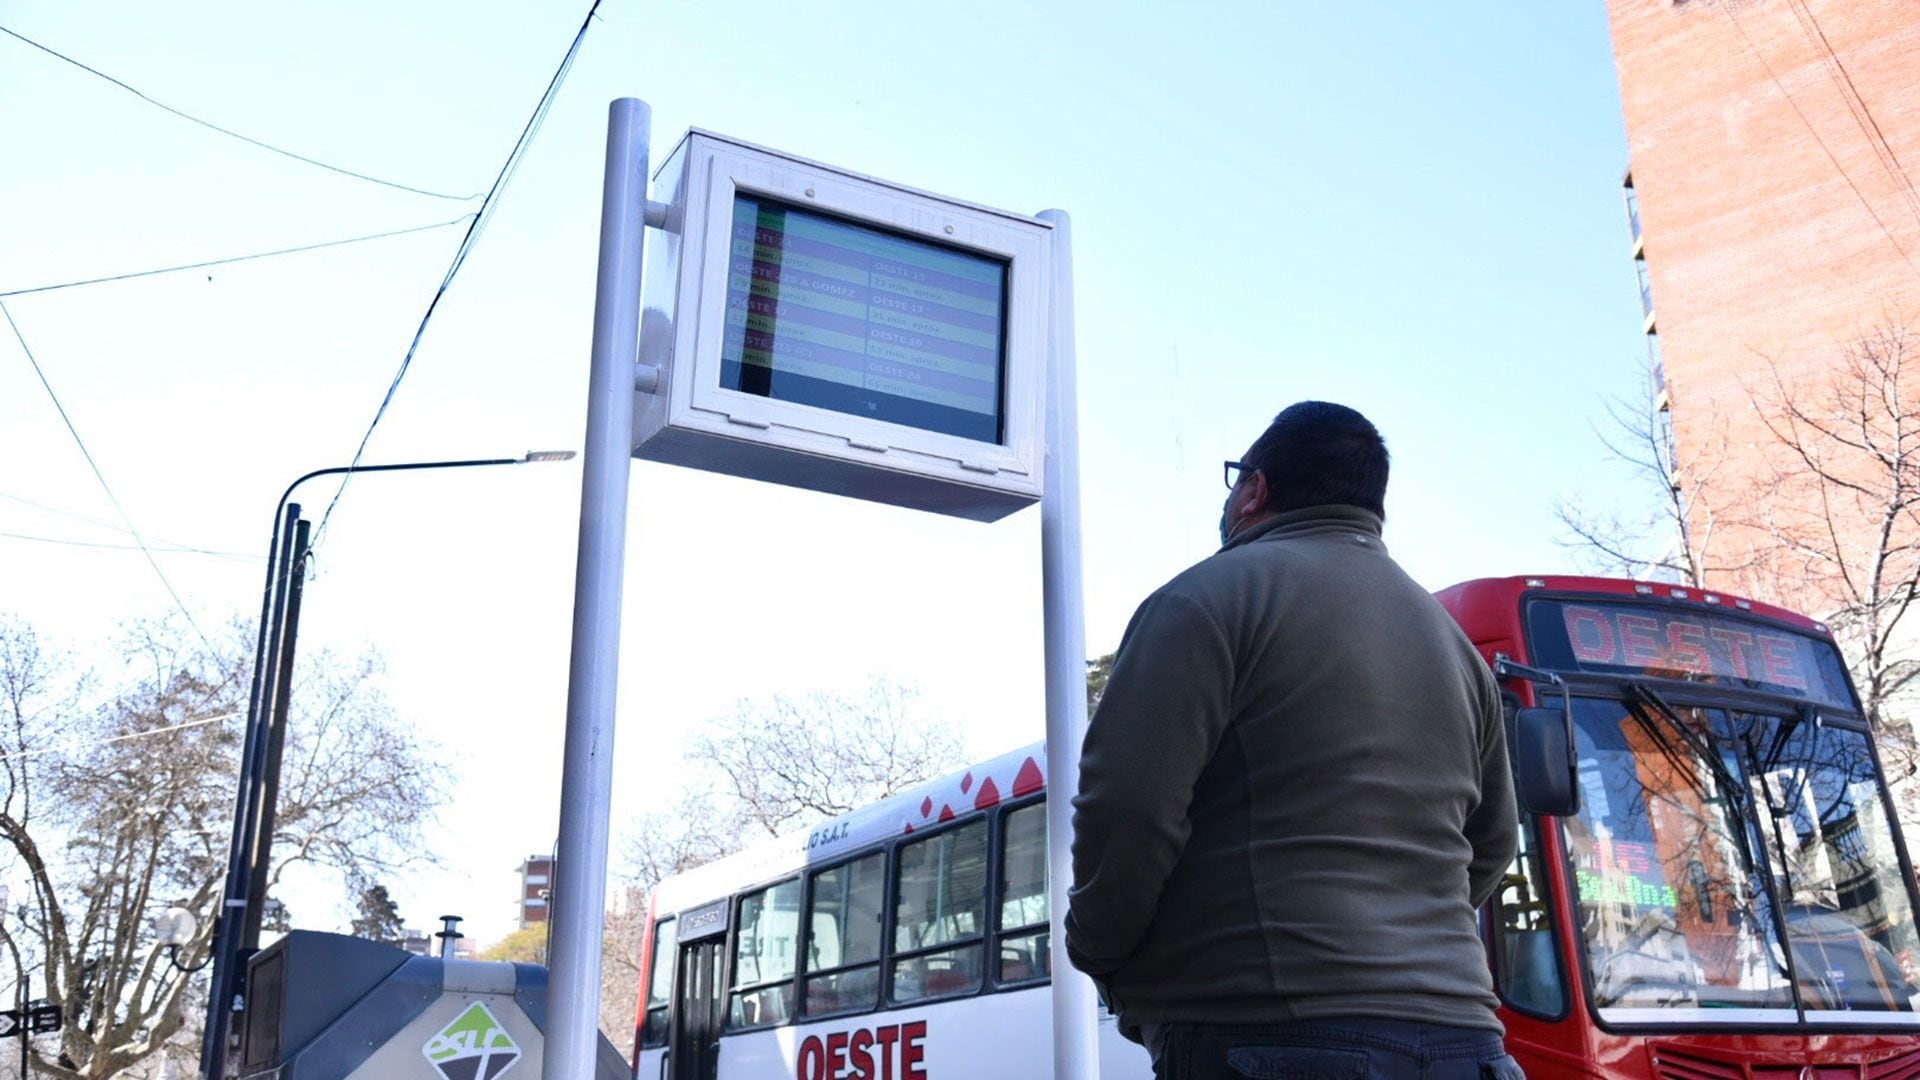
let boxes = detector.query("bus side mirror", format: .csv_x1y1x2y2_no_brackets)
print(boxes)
1511,706,1580,817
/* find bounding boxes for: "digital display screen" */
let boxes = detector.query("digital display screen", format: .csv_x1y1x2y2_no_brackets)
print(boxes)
1525,600,1856,712
720,195,1009,443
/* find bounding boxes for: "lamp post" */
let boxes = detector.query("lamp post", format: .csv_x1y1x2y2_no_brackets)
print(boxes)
197,450,575,1078
156,902,211,975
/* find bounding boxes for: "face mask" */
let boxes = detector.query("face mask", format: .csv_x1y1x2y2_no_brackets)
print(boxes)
1219,496,1236,547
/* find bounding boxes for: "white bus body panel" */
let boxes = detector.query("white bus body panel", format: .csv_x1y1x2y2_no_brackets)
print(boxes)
631,987,1150,1078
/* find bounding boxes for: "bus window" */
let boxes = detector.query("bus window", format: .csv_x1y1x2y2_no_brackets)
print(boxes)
892,820,987,1003
640,917,678,1046
728,878,800,1030
998,802,1050,983
804,852,885,1018
1490,817,1565,1017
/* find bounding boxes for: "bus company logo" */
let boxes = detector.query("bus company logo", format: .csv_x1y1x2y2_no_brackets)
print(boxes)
796,1020,928,1080
421,1003,521,1080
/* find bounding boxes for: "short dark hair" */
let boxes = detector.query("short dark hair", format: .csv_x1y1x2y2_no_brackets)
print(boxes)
1243,401,1390,518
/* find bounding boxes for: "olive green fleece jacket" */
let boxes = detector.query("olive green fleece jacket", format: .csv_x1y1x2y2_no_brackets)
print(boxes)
1066,505,1517,1035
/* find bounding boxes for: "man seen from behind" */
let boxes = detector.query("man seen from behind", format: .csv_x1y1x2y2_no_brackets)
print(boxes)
1067,401,1520,1080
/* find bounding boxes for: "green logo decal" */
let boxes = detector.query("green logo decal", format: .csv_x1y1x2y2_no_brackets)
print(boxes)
421,1003,521,1080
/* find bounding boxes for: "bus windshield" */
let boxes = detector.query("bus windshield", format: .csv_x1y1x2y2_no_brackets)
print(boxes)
1566,696,1920,1025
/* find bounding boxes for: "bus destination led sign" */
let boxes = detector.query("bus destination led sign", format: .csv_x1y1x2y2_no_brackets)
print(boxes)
720,195,1008,444
1527,600,1854,710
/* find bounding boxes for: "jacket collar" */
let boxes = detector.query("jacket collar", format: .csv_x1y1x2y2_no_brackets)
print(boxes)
1220,504,1385,552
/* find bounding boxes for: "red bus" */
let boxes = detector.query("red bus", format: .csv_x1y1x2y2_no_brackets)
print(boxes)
633,575,1920,1078
1442,576,1920,1078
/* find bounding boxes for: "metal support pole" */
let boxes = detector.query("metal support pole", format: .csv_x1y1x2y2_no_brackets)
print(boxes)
1037,209,1098,1080
244,517,310,948
544,96,649,1080
200,504,300,1077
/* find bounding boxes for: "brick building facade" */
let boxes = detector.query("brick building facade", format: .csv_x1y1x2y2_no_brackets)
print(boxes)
1605,0,1920,599
519,854,553,929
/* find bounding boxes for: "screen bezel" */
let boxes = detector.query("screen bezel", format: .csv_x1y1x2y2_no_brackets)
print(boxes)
676,136,1049,482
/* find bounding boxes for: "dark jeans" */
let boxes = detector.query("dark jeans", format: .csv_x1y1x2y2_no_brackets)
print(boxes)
1144,1017,1525,1080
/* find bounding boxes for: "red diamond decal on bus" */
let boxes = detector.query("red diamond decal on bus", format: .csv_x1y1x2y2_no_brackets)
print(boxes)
920,797,933,819
960,772,973,794
974,777,1001,811
1012,757,1043,797
937,804,955,822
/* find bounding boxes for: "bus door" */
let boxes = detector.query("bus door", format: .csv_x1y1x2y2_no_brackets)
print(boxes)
669,899,729,1080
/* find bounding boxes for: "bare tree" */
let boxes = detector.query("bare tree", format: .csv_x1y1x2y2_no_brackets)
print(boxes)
1555,366,1739,585
691,680,964,839
596,680,965,1058
0,616,440,1079
1742,324,1920,787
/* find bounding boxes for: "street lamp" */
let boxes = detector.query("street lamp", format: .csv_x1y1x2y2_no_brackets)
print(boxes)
155,903,209,975
198,449,575,1077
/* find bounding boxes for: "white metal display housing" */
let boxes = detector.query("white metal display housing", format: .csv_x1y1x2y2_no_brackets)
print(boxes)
633,130,1052,521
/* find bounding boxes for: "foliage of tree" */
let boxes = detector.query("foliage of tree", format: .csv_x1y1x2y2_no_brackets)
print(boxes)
0,616,441,1079
348,883,406,945
1086,653,1115,715
481,925,548,966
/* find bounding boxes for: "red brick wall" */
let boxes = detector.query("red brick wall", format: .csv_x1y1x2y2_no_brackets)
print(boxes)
1605,0,1920,600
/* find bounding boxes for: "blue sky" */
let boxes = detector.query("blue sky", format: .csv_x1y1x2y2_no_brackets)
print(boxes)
0,1,1646,944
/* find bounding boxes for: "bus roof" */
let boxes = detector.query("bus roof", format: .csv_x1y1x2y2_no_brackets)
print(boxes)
648,740,1048,917
1434,575,1827,639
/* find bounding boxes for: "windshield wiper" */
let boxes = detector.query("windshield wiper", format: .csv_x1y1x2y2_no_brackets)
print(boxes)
1622,683,1744,813
1623,683,1809,1020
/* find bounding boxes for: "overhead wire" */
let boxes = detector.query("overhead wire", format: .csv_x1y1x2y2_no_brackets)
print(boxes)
1720,3,1920,274
0,24,480,204
0,490,261,557
1,301,221,654
0,530,259,561
1780,0,1920,231
311,0,603,549
0,710,242,764
0,216,474,300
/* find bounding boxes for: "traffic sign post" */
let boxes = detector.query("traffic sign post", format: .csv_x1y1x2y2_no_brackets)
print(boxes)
0,1001,62,1038
547,97,1095,1079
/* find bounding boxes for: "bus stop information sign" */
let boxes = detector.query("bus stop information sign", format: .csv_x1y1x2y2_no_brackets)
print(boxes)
634,130,1052,521
550,99,1096,1080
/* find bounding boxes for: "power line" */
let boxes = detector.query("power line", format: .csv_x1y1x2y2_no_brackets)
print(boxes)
0,24,480,203
1721,3,1920,274
0,490,261,557
0,216,473,299
1781,0,1920,231
1,301,220,654
0,710,242,764
312,0,603,547
0,529,259,561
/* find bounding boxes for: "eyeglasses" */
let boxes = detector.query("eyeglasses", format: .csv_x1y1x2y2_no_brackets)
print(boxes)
1223,460,1249,491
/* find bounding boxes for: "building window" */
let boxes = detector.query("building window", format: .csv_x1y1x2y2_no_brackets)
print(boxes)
892,820,987,1003
1623,171,1642,245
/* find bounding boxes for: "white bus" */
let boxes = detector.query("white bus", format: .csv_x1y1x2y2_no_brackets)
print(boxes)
630,741,1152,1079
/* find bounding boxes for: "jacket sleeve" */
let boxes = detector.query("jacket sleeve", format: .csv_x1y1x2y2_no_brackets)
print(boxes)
1066,589,1235,977
1462,665,1518,909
